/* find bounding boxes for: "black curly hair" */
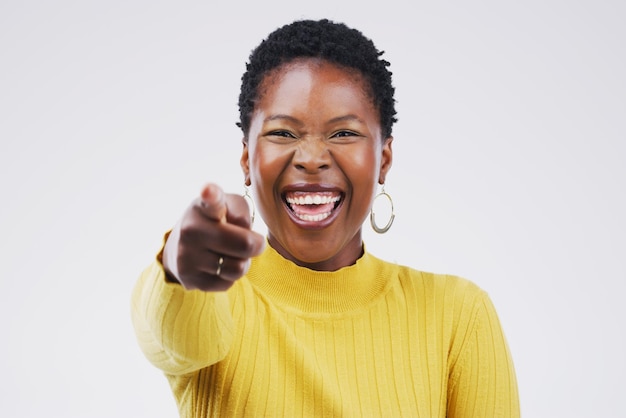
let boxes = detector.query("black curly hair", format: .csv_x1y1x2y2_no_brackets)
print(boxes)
237,19,397,139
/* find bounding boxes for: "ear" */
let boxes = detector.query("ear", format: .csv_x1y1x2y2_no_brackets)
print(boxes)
240,139,251,186
378,136,393,184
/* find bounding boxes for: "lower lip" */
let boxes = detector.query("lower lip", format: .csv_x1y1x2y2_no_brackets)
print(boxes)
283,199,343,230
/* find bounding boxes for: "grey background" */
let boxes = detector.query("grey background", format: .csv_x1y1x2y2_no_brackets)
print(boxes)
1,1,624,417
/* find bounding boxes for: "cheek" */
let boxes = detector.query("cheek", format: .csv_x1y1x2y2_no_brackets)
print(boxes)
251,145,278,178
337,146,380,188
249,144,291,199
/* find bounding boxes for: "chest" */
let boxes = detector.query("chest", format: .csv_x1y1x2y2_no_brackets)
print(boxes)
203,288,453,417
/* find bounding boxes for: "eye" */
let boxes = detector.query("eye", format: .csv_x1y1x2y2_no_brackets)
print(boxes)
267,130,296,138
331,130,360,139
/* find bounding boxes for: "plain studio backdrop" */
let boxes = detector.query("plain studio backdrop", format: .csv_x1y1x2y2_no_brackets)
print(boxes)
1,1,624,417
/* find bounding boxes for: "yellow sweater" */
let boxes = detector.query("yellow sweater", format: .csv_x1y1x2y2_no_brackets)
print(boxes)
131,243,519,417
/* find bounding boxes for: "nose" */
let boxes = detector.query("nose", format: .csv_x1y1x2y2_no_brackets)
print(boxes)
292,137,331,173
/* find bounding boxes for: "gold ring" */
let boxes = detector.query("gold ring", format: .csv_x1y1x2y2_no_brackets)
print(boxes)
216,256,224,276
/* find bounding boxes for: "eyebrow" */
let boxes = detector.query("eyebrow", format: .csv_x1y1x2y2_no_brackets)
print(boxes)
328,114,365,124
264,114,303,125
264,114,365,125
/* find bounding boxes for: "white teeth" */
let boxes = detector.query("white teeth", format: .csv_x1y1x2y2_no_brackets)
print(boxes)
296,212,332,222
285,193,341,222
286,194,341,205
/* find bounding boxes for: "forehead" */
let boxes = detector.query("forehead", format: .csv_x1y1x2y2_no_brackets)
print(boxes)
256,58,376,113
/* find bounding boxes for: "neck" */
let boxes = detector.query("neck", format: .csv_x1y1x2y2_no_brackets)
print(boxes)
267,232,364,272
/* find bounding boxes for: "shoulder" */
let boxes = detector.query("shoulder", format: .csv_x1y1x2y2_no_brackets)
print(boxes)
399,263,482,293
370,255,491,335
372,254,487,309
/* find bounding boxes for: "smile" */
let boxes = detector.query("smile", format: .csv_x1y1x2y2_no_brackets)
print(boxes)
283,191,343,223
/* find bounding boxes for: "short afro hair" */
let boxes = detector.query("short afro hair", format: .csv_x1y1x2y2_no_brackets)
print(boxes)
237,19,397,139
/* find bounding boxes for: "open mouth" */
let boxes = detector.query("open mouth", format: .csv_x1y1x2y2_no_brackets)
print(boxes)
283,191,343,222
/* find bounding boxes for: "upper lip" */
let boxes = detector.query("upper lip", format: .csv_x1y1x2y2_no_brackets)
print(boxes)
281,183,344,194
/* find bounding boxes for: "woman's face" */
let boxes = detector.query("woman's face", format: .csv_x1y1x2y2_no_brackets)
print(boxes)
241,58,393,271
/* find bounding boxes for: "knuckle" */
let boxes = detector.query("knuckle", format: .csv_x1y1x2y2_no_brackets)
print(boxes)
238,233,257,255
231,260,249,278
179,210,212,239
178,223,202,243
220,262,246,281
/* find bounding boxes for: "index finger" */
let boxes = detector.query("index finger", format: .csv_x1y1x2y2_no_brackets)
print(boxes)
198,183,227,222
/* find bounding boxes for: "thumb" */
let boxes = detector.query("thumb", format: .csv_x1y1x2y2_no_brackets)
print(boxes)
198,183,228,222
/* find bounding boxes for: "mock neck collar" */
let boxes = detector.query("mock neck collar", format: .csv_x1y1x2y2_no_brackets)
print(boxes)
245,242,395,316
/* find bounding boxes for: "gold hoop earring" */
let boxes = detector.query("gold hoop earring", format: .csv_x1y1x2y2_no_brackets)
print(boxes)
243,185,256,226
370,185,395,234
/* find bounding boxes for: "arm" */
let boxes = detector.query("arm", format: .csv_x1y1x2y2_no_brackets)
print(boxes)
130,183,265,375
447,292,520,418
131,257,235,375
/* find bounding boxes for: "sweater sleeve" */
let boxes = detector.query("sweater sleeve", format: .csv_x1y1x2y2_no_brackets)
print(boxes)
130,257,234,376
447,291,520,418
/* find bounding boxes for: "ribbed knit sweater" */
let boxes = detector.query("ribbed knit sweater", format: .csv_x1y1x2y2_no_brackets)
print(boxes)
131,243,519,417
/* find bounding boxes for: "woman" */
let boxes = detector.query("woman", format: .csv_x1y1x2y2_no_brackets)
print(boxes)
132,19,520,417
